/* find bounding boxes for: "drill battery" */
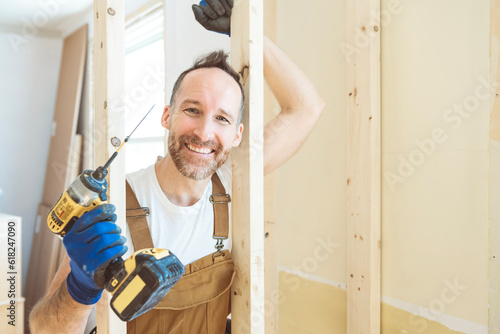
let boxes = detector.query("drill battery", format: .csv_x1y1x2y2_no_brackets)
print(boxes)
105,248,185,321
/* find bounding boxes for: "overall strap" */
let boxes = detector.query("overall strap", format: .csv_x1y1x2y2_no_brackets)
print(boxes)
210,173,230,239
126,180,154,250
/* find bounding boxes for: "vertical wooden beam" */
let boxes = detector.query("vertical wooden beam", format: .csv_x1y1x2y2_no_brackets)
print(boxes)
93,0,126,333
346,0,381,332
230,0,265,332
263,0,278,332
489,0,500,331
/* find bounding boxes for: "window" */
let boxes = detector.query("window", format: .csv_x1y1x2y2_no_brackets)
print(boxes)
123,5,165,173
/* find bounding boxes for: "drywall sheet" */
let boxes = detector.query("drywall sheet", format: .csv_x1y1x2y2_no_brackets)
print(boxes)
40,25,87,207
277,271,467,334
380,0,489,327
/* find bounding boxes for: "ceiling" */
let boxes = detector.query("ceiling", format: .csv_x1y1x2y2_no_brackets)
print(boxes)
0,0,93,31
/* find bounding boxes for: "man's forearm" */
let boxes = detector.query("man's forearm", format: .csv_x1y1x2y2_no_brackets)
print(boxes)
262,35,326,174
29,280,93,334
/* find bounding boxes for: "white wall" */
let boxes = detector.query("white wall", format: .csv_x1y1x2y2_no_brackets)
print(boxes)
0,31,63,290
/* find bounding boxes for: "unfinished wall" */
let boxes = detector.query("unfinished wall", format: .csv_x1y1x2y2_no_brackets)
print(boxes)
0,31,63,290
274,0,490,333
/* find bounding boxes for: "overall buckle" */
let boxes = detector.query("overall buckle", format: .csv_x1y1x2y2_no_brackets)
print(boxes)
213,237,227,259
126,207,150,218
209,194,231,204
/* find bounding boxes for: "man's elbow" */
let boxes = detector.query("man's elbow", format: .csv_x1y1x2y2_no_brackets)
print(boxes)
308,96,325,122
314,97,326,116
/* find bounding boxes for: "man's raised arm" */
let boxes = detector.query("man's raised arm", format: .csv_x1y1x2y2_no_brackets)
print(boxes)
261,36,325,175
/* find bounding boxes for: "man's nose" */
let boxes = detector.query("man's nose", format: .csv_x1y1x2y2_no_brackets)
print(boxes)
193,118,215,142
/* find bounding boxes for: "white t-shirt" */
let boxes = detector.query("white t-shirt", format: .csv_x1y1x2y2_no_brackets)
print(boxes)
124,159,232,265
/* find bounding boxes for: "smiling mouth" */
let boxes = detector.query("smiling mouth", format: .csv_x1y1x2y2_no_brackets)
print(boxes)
185,143,215,154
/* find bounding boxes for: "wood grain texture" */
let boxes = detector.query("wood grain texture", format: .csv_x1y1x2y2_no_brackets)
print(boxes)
490,0,500,332
490,0,500,141
346,0,381,332
263,0,278,332
93,0,126,333
230,0,265,332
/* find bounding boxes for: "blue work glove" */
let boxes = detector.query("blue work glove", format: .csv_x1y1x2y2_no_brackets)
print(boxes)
192,0,232,36
63,204,128,305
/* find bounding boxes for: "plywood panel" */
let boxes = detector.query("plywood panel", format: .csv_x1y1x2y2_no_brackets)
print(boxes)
41,25,88,207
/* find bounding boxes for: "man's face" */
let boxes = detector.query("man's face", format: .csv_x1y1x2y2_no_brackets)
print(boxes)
161,68,244,180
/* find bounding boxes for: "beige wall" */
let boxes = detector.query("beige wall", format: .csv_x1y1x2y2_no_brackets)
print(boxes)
381,0,490,326
272,0,491,332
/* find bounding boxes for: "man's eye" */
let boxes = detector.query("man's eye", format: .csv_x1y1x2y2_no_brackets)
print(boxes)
216,116,229,123
185,108,198,114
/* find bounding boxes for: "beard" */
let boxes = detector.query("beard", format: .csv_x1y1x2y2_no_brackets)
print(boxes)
168,130,230,180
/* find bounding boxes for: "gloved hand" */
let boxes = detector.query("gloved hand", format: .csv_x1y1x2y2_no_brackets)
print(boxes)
63,204,128,305
192,0,233,36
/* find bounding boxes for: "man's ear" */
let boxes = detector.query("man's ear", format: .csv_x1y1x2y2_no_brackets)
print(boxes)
232,123,244,147
161,105,172,130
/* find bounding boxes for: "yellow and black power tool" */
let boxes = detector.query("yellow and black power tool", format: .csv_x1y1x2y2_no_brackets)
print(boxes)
47,106,185,321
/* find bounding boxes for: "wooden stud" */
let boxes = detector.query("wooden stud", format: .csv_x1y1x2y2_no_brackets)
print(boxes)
489,0,500,331
346,0,381,333
490,0,500,141
93,0,126,333
230,0,265,332
263,0,278,332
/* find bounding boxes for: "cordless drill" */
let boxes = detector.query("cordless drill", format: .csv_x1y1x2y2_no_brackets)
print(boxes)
47,106,185,321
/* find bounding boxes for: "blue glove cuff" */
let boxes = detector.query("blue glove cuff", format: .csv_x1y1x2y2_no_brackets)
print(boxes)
66,271,103,305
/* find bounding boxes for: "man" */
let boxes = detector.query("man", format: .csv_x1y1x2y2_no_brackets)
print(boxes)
29,1,325,333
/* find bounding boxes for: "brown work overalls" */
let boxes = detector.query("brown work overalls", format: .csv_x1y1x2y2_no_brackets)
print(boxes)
125,173,234,334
